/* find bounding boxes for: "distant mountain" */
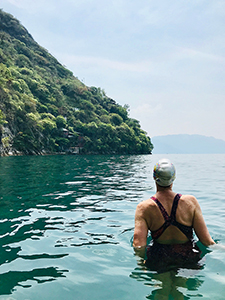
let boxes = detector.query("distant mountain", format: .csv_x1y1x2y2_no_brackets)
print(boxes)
151,134,225,154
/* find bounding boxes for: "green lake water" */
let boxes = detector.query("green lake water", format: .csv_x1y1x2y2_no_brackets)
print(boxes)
0,154,224,300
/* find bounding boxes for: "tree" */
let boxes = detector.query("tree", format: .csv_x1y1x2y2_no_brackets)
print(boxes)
56,115,67,129
0,109,7,126
110,113,123,126
40,118,56,135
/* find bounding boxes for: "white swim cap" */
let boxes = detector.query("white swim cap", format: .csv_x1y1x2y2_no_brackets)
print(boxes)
153,158,176,187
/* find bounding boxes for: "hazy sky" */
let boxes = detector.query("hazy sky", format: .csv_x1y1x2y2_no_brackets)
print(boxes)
1,0,225,141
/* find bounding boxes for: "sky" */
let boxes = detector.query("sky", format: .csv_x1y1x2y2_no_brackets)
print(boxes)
1,0,225,141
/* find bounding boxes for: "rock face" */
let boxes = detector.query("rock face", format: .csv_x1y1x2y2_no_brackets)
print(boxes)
0,127,15,156
0,9,153,156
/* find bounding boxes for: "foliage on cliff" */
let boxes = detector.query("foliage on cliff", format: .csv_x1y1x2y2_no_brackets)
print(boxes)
0,9,153,155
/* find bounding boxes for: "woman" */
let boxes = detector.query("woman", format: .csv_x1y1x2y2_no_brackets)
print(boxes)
133,158,215,272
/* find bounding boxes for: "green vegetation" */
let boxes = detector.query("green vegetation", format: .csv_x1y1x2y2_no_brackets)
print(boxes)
0,9,153,155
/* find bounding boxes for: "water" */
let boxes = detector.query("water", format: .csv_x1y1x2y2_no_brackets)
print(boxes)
0,154,224,300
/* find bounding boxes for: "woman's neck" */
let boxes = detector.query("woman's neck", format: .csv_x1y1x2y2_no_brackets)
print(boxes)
156,183,173,192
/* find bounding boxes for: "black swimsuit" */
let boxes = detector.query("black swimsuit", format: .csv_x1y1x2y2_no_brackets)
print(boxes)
151,193,193,241
145,194,202,273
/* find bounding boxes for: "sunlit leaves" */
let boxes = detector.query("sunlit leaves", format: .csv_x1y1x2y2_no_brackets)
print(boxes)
0,9,153,155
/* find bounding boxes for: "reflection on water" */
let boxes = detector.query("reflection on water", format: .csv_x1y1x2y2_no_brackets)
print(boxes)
0,154,224,299
0,267,67,295
130,237,210,299
0,154,150,298
130,259,205,300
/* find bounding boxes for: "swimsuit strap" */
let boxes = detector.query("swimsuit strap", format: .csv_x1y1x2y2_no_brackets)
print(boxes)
151,194,184,240
151,196,170,221
170,193,182,222
151,194,182,222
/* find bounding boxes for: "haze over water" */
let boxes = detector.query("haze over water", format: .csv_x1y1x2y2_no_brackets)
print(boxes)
0,154,224,300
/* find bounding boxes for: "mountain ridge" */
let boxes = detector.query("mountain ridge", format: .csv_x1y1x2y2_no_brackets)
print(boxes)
151,134,225,154
0,9,153,155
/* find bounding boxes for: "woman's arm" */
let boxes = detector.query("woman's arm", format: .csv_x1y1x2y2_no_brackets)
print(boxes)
133,203,149,247
133,203,149,258
192,197,215,246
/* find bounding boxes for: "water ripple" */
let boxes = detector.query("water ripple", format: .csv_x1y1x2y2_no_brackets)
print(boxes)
0,154,224,299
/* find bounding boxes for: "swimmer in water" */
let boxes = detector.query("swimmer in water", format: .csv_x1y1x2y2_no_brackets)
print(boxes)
133,158,215,272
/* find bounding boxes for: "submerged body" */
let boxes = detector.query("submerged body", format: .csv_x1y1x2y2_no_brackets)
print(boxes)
133,159,215,272
146,194,202,272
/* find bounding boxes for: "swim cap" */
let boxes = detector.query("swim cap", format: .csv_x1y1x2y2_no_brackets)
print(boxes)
153,158,176,187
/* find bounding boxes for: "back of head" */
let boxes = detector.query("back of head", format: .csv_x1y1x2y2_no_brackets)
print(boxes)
153,158,176,187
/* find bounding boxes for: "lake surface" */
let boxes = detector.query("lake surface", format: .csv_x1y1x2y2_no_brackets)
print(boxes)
0,154,224,300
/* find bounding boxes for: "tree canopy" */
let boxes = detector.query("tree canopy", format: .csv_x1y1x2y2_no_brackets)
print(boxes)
0,9,153,155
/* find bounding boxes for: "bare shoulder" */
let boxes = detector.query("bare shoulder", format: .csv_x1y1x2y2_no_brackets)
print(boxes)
135,198,156,214
180,194,198,202
180,194,199,208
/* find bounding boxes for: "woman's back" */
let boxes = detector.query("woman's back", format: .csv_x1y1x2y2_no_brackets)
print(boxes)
147,190,196,244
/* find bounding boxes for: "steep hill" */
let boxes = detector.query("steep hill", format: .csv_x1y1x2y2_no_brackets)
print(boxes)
152,134,225,154
0,9,153,155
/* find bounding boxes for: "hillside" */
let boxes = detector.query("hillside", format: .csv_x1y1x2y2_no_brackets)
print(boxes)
0,9,153,155
152,134,225,154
